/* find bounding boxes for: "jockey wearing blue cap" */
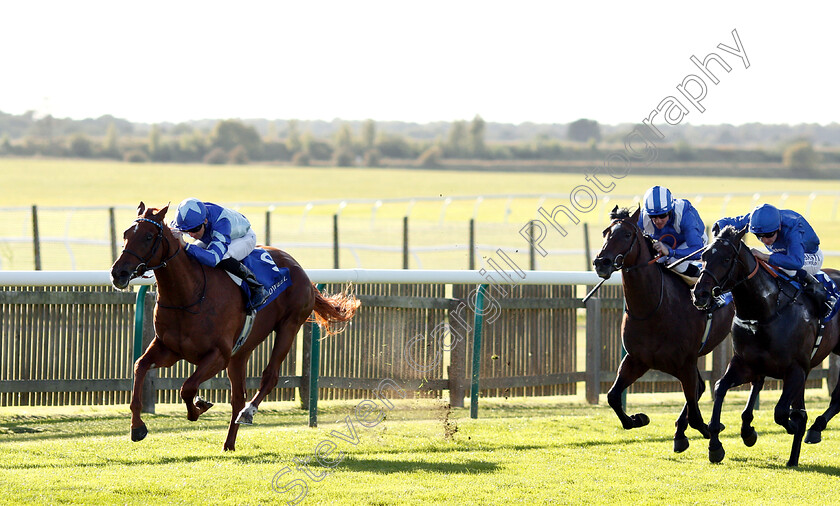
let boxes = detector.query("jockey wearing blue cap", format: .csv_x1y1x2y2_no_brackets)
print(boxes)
638,185,707,278
714,203,833,318
170,198,268,309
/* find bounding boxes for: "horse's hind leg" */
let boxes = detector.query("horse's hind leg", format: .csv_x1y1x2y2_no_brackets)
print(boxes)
675,366,709,453
223,353,250,452
236,319,301,425
775,367,807,467
806,357,840,444
130,337,178,442
606,354,650,430
740,377,764,447
180,348,226,422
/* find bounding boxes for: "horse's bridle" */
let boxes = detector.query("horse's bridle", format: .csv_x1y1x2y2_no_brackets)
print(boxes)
602,218,641,271
699,237,759,297
121,217,181,279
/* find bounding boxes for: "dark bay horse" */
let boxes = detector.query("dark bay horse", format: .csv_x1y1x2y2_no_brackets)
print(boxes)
592,206,735,452
110,203,359,451
692,225,840,467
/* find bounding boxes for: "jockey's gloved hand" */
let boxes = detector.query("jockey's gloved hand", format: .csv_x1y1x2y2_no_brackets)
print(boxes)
656,255,669,264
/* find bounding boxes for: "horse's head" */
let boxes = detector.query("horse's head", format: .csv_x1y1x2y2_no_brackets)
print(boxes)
592,205,646,279
692,225,749,310
110,202,175,289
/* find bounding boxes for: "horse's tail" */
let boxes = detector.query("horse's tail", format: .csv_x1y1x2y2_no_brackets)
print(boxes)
309,283,361,336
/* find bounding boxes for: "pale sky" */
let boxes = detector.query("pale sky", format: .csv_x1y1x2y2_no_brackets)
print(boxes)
1,1,836,126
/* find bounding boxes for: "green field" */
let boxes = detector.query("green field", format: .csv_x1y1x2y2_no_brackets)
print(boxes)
5,159,840,504
2,392,840,505
2,158,840,271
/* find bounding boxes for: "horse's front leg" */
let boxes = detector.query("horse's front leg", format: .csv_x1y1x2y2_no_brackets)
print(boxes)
606,354,650,430
740,376,764,447
130,336,178,442
181,348,226,422
709,357,750,463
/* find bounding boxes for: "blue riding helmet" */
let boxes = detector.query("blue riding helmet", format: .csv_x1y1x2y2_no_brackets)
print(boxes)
748,204,781,234
173,198,207,231
643,185,674,215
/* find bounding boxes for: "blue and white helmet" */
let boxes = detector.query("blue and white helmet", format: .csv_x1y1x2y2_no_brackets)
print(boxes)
643,186,674,216
172,198,207,231
749,204,781,234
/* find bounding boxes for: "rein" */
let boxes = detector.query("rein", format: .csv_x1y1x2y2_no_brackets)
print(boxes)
123,217,206,313
605,218,666,320
703,236,798,321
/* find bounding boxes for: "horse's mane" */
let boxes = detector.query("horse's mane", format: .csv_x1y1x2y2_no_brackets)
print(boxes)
609,206,658,258
716,225,741,242
610,207,632,221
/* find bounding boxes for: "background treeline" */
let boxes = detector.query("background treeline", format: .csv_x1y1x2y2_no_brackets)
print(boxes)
1,110,838,171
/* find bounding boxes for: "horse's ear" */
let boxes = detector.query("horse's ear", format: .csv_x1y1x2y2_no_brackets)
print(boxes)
158,203,170,219
630,205,640,222
611,205,618,213
736,226,749,241
137,202,146,216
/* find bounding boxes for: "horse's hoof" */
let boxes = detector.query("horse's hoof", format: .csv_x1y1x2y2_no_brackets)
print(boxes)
224,444,235,452
741,427,757,447
195,396,214,413
131,424,148,442
786,458,799,468
674,436,689,453
632,413,650,428
235,403,257,425
805,430,822,444
709,443,725,463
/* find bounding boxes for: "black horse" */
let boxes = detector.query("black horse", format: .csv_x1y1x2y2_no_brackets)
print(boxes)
593,206,735,453
692,225,840,467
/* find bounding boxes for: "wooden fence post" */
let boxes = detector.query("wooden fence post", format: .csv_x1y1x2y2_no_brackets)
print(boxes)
447,299,466,407
583,223,591,271
829,354,840,394
300,323,311,410
585,297,602,405
141,289,156,414
265,210,271,246
31,205,41,270
403,216,409,269
333,214,339,269
109,207,118,263
468,219,475,270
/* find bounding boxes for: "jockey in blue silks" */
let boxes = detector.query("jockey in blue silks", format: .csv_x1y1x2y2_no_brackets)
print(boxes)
170,198,269,309
638,185,707,278
714,203,835,319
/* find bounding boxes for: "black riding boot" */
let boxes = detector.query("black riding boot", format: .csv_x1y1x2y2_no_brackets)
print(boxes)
217,258,269,309
796,270,829,319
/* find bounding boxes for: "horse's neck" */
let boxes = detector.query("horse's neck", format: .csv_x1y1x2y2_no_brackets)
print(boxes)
621,232,664,311
154,241,205,304
731,255,780,321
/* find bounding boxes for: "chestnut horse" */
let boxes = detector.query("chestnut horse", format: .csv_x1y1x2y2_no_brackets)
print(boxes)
110,203,359,451
692,225,840,467
592,206,735,453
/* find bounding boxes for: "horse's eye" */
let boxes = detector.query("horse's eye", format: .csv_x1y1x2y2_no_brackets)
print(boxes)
624,232,632,239
145,233,154,241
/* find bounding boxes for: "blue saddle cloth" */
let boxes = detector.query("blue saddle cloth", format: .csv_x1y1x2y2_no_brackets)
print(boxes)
815,272,840,323
237,248,292,311
765,266,839,323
